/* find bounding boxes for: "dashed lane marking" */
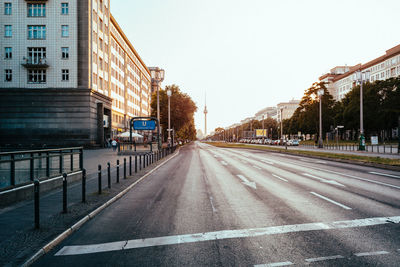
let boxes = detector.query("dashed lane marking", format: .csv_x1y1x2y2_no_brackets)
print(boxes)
253,165,262,170
55,216,400,256
310,192,352,210
354,250,389,257
261,159,274,165
254,261,293,267
305,255,344,262
221,161,228,166
369,172,400,179
272,174,288,182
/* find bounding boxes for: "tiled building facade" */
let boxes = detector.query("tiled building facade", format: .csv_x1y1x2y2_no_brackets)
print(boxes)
0,0,151,147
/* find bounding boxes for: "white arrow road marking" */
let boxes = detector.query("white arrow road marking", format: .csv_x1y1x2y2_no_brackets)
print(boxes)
255,261,294,267
272,174,288,182
310,192,352,210
237,174,257,189
307,167,400,190
261,159,274,165
253,165,262,170
220,161,228,166
55,216,400,256
369,172,400,179
303,173,345,187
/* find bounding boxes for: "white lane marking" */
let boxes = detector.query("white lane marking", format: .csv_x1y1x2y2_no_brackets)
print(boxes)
272,174,288,182
253,165,262,170
209,196,217,213
261,159,274,165
317,161,326,164
55,216,400,256
306,167,400,190
354,251,389,257
220,161,228,166
310,192,352,210
255,261,293,266
305,255,344,262
237,174,257,189
303,173,345,187
369,172,400,179
241,160,247,163
214,154,218,158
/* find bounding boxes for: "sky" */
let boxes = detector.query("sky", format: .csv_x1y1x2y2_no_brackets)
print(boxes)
111,0,400,135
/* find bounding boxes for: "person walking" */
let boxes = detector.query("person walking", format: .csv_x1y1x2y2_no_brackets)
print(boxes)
112,139,117,151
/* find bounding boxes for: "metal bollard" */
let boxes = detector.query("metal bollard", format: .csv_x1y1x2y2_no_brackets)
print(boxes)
63,173,67,213
107,162,111,188
82,169,86,203
116,159,120,183
129,156,132,176
124,158,127,179
34,179,40,229
143,155,145,169
139,155,142,171
135,155,137,173
98,165,102,194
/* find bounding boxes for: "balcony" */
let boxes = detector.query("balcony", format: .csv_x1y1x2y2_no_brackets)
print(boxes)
21,57,49,68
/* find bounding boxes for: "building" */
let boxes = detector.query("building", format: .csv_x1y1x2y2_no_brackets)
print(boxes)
0,0,152,147
319,44,400,101
254,106,277,121
277,100,300,122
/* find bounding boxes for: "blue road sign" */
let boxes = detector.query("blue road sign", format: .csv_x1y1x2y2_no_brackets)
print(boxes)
133,120,156,130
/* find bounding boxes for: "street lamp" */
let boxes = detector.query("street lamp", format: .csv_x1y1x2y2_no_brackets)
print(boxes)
166,88,172,146
149,67,165,150
353,70,370,151
317,88,324,148
262,115,265,145
335,125,344,147
280,108,283,144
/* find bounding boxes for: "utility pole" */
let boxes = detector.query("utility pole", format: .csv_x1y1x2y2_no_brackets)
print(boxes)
204,93,208,137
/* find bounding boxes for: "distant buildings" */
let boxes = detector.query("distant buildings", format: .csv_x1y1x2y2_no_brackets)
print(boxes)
0,0,152,147
319,44,400,101
276,100,300,122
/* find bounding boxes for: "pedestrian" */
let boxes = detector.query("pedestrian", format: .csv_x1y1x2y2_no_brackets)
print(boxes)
112,139,117,151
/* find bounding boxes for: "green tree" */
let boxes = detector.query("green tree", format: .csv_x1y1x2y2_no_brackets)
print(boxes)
151,84,197,141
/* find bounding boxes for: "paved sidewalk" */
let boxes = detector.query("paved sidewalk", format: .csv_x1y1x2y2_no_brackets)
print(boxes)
0,147,175,266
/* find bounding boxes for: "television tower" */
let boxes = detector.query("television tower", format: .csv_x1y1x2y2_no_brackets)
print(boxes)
204,93,208,136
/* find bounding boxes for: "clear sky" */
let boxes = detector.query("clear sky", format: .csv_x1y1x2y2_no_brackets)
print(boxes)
111,0,400,135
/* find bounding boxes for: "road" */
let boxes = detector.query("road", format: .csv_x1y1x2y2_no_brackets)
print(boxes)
34,142,400,266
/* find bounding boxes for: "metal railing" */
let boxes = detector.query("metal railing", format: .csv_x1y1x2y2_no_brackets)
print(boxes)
0,147,83,190
299,143,399,154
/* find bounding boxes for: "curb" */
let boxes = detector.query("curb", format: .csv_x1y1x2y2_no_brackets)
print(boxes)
22,149,180,267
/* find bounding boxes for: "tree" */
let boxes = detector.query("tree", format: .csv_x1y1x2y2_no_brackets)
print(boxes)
150,84,197,141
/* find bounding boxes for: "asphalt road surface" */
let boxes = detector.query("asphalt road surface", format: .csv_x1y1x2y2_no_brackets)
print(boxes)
34,142,400,266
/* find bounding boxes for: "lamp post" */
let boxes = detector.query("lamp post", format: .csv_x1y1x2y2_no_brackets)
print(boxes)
335,125,344,147
280,108,283,144
166,88,172,146
149,67,165,150
353,70,370,151
262,115,265,144
317,88,324,148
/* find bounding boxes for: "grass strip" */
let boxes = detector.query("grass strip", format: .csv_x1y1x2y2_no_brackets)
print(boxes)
205,142,400,167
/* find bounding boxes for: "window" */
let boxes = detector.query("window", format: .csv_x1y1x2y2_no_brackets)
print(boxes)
5,47,12,59
28,69,46,83
5,69,12,82
28,3,46,17
61,25,69,37
62,69,69,81
61,47,69,59
4,3,11,15
28,25,46,39
5,25,12,37
61,3,68,15
27,47,46,63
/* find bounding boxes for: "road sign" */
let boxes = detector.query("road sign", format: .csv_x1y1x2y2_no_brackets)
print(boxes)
133,120,156,130
371,136,378,145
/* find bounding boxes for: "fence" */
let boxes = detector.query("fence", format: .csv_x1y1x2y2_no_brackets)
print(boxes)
300,143,399,154
0,147,83,190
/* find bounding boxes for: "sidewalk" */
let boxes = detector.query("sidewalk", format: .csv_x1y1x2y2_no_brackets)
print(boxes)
0,147,176,266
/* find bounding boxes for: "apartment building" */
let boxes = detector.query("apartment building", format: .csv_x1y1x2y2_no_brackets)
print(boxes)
319,44,400,101
0,0,151,147
277,100,300,122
